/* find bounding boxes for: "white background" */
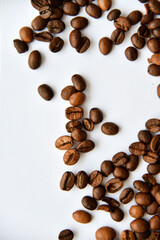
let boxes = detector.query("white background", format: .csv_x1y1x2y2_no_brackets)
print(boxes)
1,0,160,239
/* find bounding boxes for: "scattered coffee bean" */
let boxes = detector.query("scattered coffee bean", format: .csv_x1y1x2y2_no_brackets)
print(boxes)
113,166,129,180
99,37,112,55
138,130,152,144
47,19,65,33
97,0,112,11
65,107,83,120
157,84,160,98
147,162,160,175
114,17,131,32
125,154,139,171
19,27,34,43
60,171,75,191
49,37,64,52
28,50,41,69
34,31,53,42
148,64,160,76
152,28,160,38
146,201,159,215
111,29,125,45
101,122,119,135
150,135,160,152
61,86,77,101
143,151,158,163
69,29,82,49
71,17,88,30
69,92,86,106
137,25,150,38
105,178,123,193
77,139,95,152
127,10,142,25
148,18,160,30
146,118,160,133
110,207,124,222
13,39,28,53
38,84,54,100
85,3,102,19
150,215,160,230
76,171,88,189
125,47,138,61
112,152,128,166
82,196,97,210
89,108,103,124
129,205,145,218
134,180,151,193
66,120,82,133
63,2,80,16
76,36,90,53
119,188,134,204
107,9,121,21
150,53,160,66
129,142,146,156
89,170,103,187
72,74,86,91
120,230,136,240
130,218,149,233
31,16,48,31
63,148,80,165
135,192,152,206
135,231,151,240
102,197,120,208
142,173,156,186
131,33,145,49
55,136,74,150
83,118,94,131
101,160,114,177
58,229,74,240
147,38,160,53
148,0,160,15
39,6,52,19
71,129,87,142
141,12,154,25
93,185,106,200
72,210,92,223
50,8,63,20
95,227,116,240
31,0,50,10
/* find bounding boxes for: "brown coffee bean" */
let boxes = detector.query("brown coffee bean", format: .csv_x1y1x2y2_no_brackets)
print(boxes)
65,107,83,120
152,28,160,38
119,188,134,204
95,227,116,240
147,38,160,53
148,231,160,240
39,6,52,19
127,10,142,25
63,2,79,16
111,29,125,45
61,86,77,101
142,173,156,186
143,151,158,163
113,167,129,180
82,196,97,210
13,39,28,53
134,180,151,193
107,9,121,21
34,31,53,42
135,231,151,240
129,205,145,218
76,171,88,189
93,185,106,200
55,136,74,150
83,118,94,131
97,0,111,11
137,25,150,38
66,120,82,133
101,122,119,135
150,135,160,152
71,129,87,142
76,0,88,6
102,197,120,208
135,192,152,206
38,84,54,100
97,204,113,212
90,108,103,124
47,20,65,33
63,148,80,165
110,208,124,222
147,162,160,175
77,139,95,152
125,154,139,171
130,218,149,233
114,17,131,32
58,229,74,240
31,16,48,31
120,230,136,240
31,0,53,10
148,18,160,30
101,160,114,177
131,33,145,49
19,27,34,43
148,64,160,76
69,92,86,106
150,215,160,230
76,36,90,53
89,170,103,187
151,53,160,66
72,74,86,91
72,210,92,223
60,171,75,191
146,118,160,133
86,3,102,18
105,178,123,193
157,84,160,98
99,37,112,55
129,142,146,156
151,184,160,198
50,8,63,20
112,152,128,166
69,30,82,49
28,50,41,70
141,12,154,25
146,201,159,215
49,37,64,52
71,17,88,30
138,130,152,144
125,47,138,61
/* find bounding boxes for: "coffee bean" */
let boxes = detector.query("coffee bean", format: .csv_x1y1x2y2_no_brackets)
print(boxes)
34,31,53,42
31,16,48,31
135,231,151,240
83,118,94,131
76,36,90,53
130,218,149,233
111,29,125,45
61,86,77,100
150,215,160,230
89,170,103,187
47,19,65,33
76,0,88,6
39,6,52,19
13,39,28,53
69,92,86,106
102,197,120,208
71,129,87,142
77,139,95,152
148,18,160,30
157,84,160,98
133,180,151,193
148,64,160,76
113,166,129,180
69,30,82,48
151,53,160,66
38,84,54,100
151,184,160,198
72,74,86,91
65,107,83,120
147,38,160,53
97,204,113,212
93,185,106,200
125,154,139,171
50,8,63,19
19,27,34,43
125,47,138,61
129,205,145,218
31,0,52,10
107,9,121,21
63,148,80,165
63,2,79,16
135,192,152,206
97,0,112,11
110,207,124,222
146,201,159,215
114,17,131,32
99,37,112,55
131,33,145,49
119,188,134,204
142,173,156,186
101,160,114,177
112,152,128,166
66,120,82,133
76,171,88,189
138,130,152,144
89,108,103,124
72,210,92,223
141,12,154,25
58,229,74,240
71,17,88,30
86,3,102,18
55,136,74,150
147,162,160,175
137,25,150,38
95,227,116,240
28,50,41,70
60,171,75,191
49,37,64,52
152,28,160,38
143,151,158,163
101,122,119,135
146,119,160,133
150,135,160,152
82,196,97,210
120,230,136,240
129,142,146,156
148,231,160,240
105,178,123,193
127,10,142,25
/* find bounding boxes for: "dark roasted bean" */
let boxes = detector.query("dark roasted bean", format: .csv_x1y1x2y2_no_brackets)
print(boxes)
119,188,134,204
111,29,125,45
89,170,103,187
49,37,64,52
112,152,128,166
76,171,88,189
105,178,123,193
60,171,75,191
63,148,80,165
77,139,95,152
107,9,121,21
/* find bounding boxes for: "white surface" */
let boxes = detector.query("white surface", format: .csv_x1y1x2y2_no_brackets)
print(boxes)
0,0,160,239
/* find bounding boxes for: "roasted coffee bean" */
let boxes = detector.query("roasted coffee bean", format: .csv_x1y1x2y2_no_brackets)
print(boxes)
13,39,28,53
142,173,156,186
112,152,128,166
76,36,90,53
150,135,160,152
71,129,87,142
97,0,111,11
31,16,48,31
119,188,134,204
76,171,88,189
101,122,119,135
61,86,77,100
150,53,160,66
138,130,152,144
148,18,160,30
135,192,152,206
141,12,154,25
146,119,160,133
147,38,160,53
65,107,83,120
111,29,125,45
125,154,139,171
125,47,138,61
50,8,63,19
34,31,53,42
120,230,136,240
149,231,160,240
38,84,54,100
89,108,103,124
129,142,146,156
31,0,53,10
82,196,97,210
150,215,160,230
99,37,112,55
69,30,82,48
60,171,75,191
137,25,150,38
148,64,160,76
89,170,103,187
77,139,95,152
157,84,160,98
28,50,41,69
102,197,120,208
107,9,121,21
130,218,149,233
66,120,82,133
71,17,88,30
72,74,86,91
152,28,160,38
69,92,86,106
55,136,74,150
151,184,160,198
19,27,34,43
134,180,151,193
143,151,158,163
147,162,160,175
58,229,74,240
93,185,106,200
127,10,142,25
72,210,92,223
113,167,129,180
114,17,131,32
105,178,123,193
95,227,116,240
135,231,151,240
63,2,79,16
63,148,80,165
148,0,160,14
76,0,88,6
39,6,52,19
49,37,64,52
83,118,94,131
47,19,65,33
101,160,114,177
146,201,159,215
85,3,102,18
97,204,113,212
110,208,124,222
129,205,145,218
131,33,145,49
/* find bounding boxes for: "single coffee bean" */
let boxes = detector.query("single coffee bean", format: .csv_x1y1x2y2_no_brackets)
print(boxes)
135,231,151,240
129,205,145,218
127,10,142,25
50,8,63,20
49,37,64,52
125,47,138,61
130,218,149,233
76,36,90,53
129,142,146,156
89,170,103,187
148,64,160,76
69,30,82,48
13,39,28,53
151,53,160,65
71,17,88,30
102,197,120,208
107,9,121,21
66,120,82,133
82,196,97,210
47,19,65,33
101,160,114,177
38,84,54,100
135,192,152,206
19,27,34,43
150,135,160,152
157,84,160,98
34,31,53,42
146,119,160,133
60,171,75,191
125,154,139,171
150,215,160,230
63,148,80,165
31,0,53,10
152,28,160,38
77,139,95,152
138,130,152,144
151,184,160,198
111,29,125,45
148,18,160,30
119,188,134,204
72,210,92,223
147,162,160,175
65,106,83,120
95,227,116,240
71,129,87,142
31,16,48,31
101,122,119,135
105,178,123,193
89,108,103,124
55,136,74,150
141,12,154,25
85,3,102,18
131,33,145,49
76,0,88,6
110,207,124,222
58,229,74,240
72,74,86,91
63,2,79,16
147,38,160,53
120,230,136,240
39,6,52,19
143,151,158,163
112,152,128,166
76,171,88,189
148,231,160,240
97,204,113,212
93,185,106,200
28,50,41,70
146,201,159,215
61,86,77,101
113,166,129,180
99,37,112,55
142,173,156,186
133,180,151,193
97,0,111,11
114,17,131,32
137,25,150,38
83,118,94,131
69,92,86,106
